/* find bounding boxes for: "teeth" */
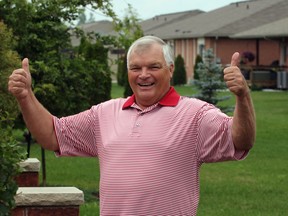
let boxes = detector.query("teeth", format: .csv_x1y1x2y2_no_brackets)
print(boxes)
139,83,153,86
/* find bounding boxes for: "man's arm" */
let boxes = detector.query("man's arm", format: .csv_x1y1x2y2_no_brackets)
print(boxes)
8,58,59,151
224,52,256,150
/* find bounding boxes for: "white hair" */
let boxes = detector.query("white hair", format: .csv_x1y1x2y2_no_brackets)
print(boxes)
127,35,174,68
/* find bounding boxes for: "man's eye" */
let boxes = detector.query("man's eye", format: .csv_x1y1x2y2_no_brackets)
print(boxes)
130,67,141,72
149,66,161,71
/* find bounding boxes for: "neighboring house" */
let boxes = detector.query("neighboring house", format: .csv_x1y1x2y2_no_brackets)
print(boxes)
72,0,288,85
144,0,288,83
70,20,115,47
70,20,120,80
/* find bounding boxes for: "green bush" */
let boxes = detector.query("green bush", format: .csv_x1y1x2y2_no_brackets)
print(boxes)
117,56,126,87
173,54,187,85
193,49,233,113
0,21,26,215
0,113,26,215
193,55,203,80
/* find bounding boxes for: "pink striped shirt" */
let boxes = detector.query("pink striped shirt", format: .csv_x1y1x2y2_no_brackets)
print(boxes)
53,87,248,216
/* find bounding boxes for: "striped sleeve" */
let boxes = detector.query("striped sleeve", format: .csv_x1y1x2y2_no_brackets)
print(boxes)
196,103,249,163
53,108,98,157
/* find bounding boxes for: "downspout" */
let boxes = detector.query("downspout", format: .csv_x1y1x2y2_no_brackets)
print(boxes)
256,39,260,66
214,36,218,61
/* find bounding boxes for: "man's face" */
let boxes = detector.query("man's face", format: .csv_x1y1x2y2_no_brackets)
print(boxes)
128,43,174,109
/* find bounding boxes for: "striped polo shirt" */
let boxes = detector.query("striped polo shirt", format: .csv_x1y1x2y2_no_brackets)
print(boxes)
53,87,248,216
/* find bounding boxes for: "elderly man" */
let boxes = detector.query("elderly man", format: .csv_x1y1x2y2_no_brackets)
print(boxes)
9,35,255,215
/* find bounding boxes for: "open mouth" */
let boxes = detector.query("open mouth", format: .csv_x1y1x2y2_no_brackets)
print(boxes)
138,82,155,87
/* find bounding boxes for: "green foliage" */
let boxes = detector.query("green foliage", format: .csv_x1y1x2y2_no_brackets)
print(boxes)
77,35,112,104
31,40,112,116
113,4,143,97
113,4,143,50
193,49,233,113
0,22,26,215
0,21,20,120
0,0,115,118
117,56,126,87
173,54,187,85
0,113,26,215
0,0,116,60
193,54,203,80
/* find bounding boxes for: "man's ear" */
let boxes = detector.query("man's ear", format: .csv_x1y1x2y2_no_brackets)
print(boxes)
169,64,174,78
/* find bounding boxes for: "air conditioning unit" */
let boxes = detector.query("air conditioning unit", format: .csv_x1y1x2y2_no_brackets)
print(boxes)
277,71,288,89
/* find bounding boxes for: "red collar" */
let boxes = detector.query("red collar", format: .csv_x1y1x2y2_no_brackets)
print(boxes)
122,87,180,109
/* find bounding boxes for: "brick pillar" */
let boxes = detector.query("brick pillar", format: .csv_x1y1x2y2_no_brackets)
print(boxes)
15,158,40,187
12,187,84,216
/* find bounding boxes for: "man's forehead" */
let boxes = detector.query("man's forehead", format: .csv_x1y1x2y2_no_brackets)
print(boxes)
132,43,161,54
129,60,163,67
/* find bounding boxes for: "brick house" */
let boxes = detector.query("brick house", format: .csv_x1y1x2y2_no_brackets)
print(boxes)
72,0,288,85
142,0,288,83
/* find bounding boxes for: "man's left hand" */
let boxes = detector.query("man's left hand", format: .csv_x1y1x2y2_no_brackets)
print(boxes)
223,52,249,98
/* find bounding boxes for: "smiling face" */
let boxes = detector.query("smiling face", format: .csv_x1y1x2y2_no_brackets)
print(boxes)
128,43,174,109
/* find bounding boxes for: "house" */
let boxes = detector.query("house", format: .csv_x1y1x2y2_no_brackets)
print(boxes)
143,0,288,83
72,0,288,86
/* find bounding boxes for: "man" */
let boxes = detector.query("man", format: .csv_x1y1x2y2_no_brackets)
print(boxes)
8,35,256,215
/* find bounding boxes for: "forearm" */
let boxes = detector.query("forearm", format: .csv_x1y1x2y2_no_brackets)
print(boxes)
232,93,256,150
17,90,58,151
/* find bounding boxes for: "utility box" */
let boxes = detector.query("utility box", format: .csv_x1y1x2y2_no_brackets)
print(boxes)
277,71,288,89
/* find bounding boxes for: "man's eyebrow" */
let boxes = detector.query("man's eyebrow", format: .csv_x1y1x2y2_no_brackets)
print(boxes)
149,62,161,66
129,63,140,68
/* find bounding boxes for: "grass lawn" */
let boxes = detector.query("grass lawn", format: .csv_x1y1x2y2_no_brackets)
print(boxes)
22,84,288,215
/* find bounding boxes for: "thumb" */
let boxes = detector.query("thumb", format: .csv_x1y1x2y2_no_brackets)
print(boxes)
22,58,30,73
230,52,240,67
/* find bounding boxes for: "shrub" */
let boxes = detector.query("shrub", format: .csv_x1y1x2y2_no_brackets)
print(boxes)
193,49,233,113
193,55,203,80
117,56,126,87
0,21,26,215
0,113,26,215
173,54,187,85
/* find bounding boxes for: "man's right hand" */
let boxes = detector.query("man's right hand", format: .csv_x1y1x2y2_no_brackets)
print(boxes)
8,58,59,151
8,58,32,100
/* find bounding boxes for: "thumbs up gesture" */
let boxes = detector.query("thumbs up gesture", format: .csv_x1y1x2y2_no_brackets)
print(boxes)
223,52,249,97
8,58,32,100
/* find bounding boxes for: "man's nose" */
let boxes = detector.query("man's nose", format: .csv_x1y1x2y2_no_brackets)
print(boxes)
139,67,150,78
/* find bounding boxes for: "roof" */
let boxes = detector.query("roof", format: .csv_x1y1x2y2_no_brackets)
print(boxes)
144,0,288,39
70,20,115,46
140,10,204,32
71,0,288,45
212,0,288,37
231,17,288,38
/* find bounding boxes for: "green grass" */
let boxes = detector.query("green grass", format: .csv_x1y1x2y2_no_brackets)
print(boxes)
21,85,288,215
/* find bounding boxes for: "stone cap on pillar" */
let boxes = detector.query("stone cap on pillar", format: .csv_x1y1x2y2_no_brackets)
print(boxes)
15,187,84,206
19,158,41,172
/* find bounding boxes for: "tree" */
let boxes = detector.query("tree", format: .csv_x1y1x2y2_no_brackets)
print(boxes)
0,0,116,187
0,21,26,215
173,54,187,85
193,49,233,113
0,21,20,120
0,0,116,117
113,4,143,97
193,54,203,80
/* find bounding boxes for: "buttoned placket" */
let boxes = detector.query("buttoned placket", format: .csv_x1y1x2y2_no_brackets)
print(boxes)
130,103,159,136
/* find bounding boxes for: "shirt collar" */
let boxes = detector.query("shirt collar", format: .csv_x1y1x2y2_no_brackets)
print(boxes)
122,87,180,109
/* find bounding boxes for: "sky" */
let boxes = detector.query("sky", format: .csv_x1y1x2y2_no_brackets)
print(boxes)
91,0,242,20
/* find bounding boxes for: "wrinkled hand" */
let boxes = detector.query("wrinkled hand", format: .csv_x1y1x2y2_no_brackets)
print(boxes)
8,58,32,100
223,52,249,97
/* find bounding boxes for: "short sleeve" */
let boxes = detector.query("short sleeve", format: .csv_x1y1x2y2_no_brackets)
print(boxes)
53,108,98,157
196,103,249,163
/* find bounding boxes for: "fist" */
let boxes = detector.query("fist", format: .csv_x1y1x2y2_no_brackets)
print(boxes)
223,52,249,97
8,58,32,100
